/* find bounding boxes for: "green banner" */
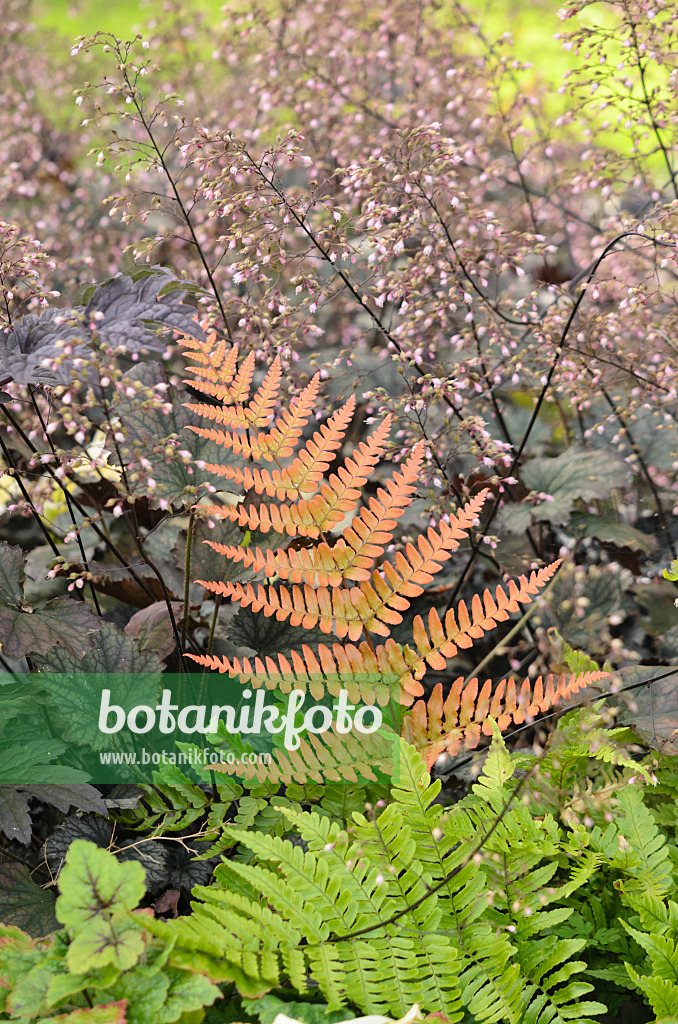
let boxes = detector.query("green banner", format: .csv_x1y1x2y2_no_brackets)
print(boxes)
0,672,403,785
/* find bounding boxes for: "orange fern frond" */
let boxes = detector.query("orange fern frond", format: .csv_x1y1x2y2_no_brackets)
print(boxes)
202,419,406,581
244,357,283,427
202,539,353,588
198,485,490,643
184,354,282,434
188,425,279,465
209,409,391,510
182,340,571,723
402,670,608,767
191,553,562,705
181,331,236,385
224,348,257,405
196,397,357,512
410,562,560,670
258,373,321,459
188,637,412,704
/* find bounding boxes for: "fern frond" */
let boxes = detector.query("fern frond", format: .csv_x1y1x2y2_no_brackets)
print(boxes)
186,371,320,463
245,357,283,427
195,397,357,508
385,741,526,1024
223,347,257,405
262,373,322,458
187,424,280,464
206,727,398,785
402,671,608,767
199,484,488,641
184,355,282,431
181,330,237,385
206,410,391,514
663,556,678,582
411,563,561,670
184,344,257,406
144,750,466,1019
189,638,410,703
516,935,606,1024
611,787,673,898
622,894,678,1017
147,736,610,1024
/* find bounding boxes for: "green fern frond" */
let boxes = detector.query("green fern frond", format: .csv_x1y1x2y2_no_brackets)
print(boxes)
663,557,678,582
611,787,673,899
140,734,610,1023
622,895,678,1017
517,934,607,1024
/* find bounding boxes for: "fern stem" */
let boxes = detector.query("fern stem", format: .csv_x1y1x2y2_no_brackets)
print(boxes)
206,593,222,658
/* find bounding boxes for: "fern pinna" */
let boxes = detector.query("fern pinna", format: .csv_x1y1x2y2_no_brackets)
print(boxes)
182,334,605,774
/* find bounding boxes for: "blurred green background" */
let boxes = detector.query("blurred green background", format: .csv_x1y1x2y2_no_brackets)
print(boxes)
36,0,570,86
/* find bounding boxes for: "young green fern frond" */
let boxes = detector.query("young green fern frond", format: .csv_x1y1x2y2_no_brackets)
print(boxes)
619,891,678,1017
140,736,607,1023
610,787,673,899
211,727,398,785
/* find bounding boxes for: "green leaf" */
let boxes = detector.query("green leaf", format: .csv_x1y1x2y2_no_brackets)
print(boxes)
248,995,347,1024
572,513,657,554
46,965,121,1008
33,624,163,751
500,448,632,532
0,743,92,788
663,557,678,582
37,1000,128,1023
109,966,169,1024
56,840,146,973
522,447,631,503
471,721,514,811
556,634,602,675
156,967,222,1022
0,678,53,725
0,542,102,660
56,839,146,929
6,961,57,1019
0,864,57,936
